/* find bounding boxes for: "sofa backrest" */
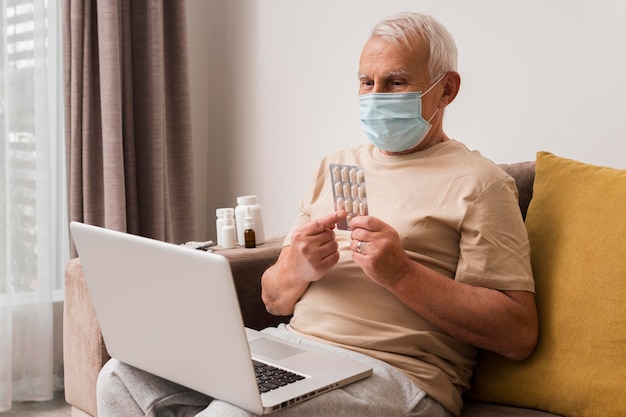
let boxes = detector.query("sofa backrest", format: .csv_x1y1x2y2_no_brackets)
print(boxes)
499,161,535,220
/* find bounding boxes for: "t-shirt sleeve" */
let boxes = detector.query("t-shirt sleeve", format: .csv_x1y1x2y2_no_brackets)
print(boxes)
456,175,535,292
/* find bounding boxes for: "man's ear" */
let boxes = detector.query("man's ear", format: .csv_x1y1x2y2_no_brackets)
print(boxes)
439,71,461,107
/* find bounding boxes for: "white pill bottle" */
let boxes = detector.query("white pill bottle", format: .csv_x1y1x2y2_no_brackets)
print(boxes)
215,207,235,247
235,195,265,246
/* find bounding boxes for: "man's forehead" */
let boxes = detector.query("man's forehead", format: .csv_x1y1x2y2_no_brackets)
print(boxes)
358,39,428,79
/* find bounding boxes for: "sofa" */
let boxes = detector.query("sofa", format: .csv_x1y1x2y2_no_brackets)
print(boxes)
64,155,626,417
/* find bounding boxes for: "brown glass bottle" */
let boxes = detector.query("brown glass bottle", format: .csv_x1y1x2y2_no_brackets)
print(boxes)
244,208,256,248
244,227,256,248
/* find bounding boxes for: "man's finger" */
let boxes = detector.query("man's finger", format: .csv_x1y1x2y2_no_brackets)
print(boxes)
312,211,347,232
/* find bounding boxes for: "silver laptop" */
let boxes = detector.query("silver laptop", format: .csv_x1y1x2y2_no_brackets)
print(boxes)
70,221,372,415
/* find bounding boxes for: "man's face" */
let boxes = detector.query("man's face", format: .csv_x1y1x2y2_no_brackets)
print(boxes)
357,36,447,154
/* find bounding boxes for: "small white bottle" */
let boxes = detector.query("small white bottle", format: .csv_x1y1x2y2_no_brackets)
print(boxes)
221,216,236,249
215,207,234,247
235,195,265,246
215,208,225,246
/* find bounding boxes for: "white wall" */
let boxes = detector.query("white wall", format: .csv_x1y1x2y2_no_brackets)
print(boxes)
187,0,626,240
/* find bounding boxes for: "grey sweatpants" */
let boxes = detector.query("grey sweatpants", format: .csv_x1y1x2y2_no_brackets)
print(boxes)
97,325,453,417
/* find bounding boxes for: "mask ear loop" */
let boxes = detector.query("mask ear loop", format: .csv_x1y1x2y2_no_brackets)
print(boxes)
426,107,440,124
419,73,448,98
421,73,447,123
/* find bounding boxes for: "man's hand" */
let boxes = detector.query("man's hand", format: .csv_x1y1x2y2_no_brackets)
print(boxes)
349,215,414,289
261,211,346,316
288,210,347,283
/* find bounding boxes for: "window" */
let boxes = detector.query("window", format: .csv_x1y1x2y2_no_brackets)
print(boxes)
1,0,67,303
1,0,66,408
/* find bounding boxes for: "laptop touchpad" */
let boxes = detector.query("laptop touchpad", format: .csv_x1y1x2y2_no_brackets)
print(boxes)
249,337,305,361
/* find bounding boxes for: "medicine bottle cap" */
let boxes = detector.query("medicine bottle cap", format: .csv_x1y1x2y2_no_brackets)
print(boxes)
216,207,234,217
237,195,257,205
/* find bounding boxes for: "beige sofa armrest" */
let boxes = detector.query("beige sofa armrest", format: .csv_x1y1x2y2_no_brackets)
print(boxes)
63,236,285,417
63,258,110,417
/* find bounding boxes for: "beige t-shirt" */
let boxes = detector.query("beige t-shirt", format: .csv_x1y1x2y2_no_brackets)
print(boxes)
284,140,534,417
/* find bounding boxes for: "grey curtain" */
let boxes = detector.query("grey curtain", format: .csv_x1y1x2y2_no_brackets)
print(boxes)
63,0,197,256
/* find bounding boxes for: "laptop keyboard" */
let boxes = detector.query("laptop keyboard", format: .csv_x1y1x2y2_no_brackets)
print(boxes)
253,360,305,393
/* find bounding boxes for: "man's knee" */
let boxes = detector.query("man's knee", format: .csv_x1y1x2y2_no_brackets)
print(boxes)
97,359,144,416
97,359,212,417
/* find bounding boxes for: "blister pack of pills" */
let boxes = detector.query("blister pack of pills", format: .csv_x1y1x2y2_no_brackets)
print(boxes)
329,164,368,230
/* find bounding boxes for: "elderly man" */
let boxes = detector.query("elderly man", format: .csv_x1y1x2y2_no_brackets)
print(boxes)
97,12,537,417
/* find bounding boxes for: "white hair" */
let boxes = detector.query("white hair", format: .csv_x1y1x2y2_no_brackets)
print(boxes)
371,12,458,81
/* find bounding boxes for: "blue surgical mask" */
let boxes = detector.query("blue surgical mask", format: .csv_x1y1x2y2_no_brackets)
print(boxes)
359,75,444,152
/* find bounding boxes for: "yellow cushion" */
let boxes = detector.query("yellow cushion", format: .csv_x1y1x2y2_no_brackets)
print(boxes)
468,152,626,416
